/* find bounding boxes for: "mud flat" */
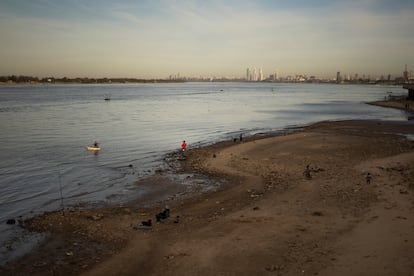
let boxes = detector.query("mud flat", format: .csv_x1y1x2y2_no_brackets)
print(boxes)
1,120,414,276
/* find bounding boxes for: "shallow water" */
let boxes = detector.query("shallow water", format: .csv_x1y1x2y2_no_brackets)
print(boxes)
0,82,409,263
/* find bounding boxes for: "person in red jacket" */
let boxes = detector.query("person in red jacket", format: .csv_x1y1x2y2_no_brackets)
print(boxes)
181,140,187,152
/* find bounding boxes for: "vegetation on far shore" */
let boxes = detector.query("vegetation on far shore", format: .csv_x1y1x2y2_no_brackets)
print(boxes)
0,75,186,84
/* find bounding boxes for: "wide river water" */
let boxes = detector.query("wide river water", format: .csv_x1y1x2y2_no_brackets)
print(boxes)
0,82,410,263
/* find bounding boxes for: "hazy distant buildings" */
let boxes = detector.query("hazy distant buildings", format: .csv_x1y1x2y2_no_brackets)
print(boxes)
246,67,264,81
336,71,342,83
259,68,264,81
4,63,412,84
165,64,412,84
269,71,278,81
403,64,409,82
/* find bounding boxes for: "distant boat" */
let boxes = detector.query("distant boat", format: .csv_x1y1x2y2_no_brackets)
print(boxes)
104,95,111,101
87,146,100,151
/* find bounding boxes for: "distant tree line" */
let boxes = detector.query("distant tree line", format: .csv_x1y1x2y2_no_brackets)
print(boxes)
0,75,40,83
0,75,185,84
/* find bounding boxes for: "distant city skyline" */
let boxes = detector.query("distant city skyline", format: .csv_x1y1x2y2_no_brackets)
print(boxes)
1,0,413,79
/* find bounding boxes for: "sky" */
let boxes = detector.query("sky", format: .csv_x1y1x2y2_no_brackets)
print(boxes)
0,0,413,79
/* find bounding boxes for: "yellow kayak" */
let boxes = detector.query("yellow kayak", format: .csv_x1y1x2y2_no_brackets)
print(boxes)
87,146,101,151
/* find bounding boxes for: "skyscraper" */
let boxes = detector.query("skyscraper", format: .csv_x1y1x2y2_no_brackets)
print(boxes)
246,67,264,81
336,71,341,83
259,68,263,81
403,64,409,82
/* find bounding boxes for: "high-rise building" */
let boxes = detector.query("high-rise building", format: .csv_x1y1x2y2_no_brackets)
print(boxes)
336,71,341,83
403,64,409,82
259,68,263,81
246,67,265,81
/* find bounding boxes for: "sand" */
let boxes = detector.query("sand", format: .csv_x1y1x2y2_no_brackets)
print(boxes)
1,120,414,276
368,99,414,112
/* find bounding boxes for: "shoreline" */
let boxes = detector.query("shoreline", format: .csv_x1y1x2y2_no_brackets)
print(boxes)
368,99,414,112
1,117,414,275
0,81,410,86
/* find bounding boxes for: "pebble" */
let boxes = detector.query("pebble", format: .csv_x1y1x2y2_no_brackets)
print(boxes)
6,219,16,225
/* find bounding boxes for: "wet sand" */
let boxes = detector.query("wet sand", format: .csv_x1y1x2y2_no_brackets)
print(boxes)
368,98,414,112
1,119,414,276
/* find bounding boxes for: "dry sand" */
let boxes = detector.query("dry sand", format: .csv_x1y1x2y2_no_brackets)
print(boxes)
1,120,414,276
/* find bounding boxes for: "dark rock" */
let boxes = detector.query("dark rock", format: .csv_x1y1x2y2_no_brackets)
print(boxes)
6,219,16,225
312,211,323,216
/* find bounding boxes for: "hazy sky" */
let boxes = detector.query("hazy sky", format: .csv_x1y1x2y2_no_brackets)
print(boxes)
1,0,413,79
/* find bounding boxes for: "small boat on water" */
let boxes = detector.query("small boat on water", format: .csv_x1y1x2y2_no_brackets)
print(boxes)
104,94,111,101
87,146,101,151
87,142,100,151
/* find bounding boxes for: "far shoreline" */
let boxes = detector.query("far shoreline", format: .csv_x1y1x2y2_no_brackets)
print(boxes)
0,80,410,86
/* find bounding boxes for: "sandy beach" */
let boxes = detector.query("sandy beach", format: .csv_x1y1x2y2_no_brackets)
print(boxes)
1,119,414,276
